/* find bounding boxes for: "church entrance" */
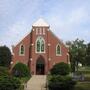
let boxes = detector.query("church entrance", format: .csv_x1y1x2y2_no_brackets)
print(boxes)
36,56,45,75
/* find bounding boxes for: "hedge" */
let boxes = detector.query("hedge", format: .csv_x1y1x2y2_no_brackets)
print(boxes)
50,62,70,75
0,76,21,90
48,75,76,90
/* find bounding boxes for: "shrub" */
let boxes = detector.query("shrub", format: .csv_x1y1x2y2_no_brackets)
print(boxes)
50,62,70,75
0,66,10,76
48,75,76,90
0,76,21,90
12,62,30,78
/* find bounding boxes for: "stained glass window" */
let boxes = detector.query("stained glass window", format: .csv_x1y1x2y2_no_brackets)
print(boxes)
41,40,44,52
37,40,40,52
56,44,61,55
36,37,45,53
20,45,25,55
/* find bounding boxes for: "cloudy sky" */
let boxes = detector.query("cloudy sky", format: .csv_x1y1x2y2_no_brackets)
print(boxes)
0,0,90,49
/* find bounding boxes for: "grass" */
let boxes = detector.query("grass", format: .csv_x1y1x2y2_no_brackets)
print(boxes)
74,66,90,90
75,82,90,90
78,66,90,81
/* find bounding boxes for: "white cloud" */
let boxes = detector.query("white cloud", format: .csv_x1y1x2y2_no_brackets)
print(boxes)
68,7,88,25
0,0,90,49
46,5,90,43
0,20,31,49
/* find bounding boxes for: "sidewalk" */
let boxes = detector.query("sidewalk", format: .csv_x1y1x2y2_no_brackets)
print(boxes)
25,75,46,90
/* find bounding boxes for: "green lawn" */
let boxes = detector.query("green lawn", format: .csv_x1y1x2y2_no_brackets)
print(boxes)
78,66,90,81
75,82,90,90
74,66,90,90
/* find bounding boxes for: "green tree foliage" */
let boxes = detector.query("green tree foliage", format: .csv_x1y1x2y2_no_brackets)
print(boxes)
0,76,21,90
66,39,86,72
12,62,30,77
86,43,90,66
50,62,70,75
0,46,12,67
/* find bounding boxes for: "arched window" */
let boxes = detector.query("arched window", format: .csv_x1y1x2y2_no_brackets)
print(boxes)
56,44,61,56
19,45,25,55
36,37,45,53
37,40,40,52
41,40,44,52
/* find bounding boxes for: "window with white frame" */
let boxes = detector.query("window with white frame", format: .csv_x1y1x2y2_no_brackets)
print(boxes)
56,44,61,56
36,37,45,53
19,45,25,55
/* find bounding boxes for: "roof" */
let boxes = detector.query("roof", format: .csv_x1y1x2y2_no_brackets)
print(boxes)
32,18,49,27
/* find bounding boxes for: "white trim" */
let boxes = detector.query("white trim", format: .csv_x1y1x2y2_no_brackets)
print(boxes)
31,43,34,46
35,36,45,53
36,28,38,35
30,58,32,61
67,53,69,56
39,28,42,35
56,44,62,56
48,28,50,31
19,44,25,56
32,18,49,27
48,58,51,61
48,43,51,46
67,53,70,64
43,28,45,35
10,61,13,65
12,52,14,55
32,28,34,31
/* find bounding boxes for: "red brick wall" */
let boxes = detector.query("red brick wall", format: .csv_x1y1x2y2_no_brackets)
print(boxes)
12,26,69,75
12,33,30,65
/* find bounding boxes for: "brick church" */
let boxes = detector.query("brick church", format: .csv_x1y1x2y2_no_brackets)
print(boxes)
12,18,69,75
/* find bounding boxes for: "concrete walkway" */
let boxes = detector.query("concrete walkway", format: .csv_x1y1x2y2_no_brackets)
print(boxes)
25,75,46,90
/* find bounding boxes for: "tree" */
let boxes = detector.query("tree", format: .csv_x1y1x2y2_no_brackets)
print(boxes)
0,46,12,67
86,43,90,66
66,39,86,72
50,62,70,75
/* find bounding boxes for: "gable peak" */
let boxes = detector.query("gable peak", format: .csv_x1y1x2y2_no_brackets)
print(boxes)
32,18,49,27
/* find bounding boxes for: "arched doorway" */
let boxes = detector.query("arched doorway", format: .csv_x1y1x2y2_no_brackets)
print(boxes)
36,56,45,75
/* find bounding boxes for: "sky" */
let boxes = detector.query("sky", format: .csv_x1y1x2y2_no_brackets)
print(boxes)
0,0,90,49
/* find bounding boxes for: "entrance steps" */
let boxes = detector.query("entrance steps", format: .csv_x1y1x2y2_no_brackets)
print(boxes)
25,75,46,90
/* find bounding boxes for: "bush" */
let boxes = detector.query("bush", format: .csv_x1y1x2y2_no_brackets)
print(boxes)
50,62,70,75
48,75,76,90
12,62,30,78
0,76,21,90
0,66,10,76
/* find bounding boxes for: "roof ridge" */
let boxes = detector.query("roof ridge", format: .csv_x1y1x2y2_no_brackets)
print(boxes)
32,18,49,27
49,30,68,49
